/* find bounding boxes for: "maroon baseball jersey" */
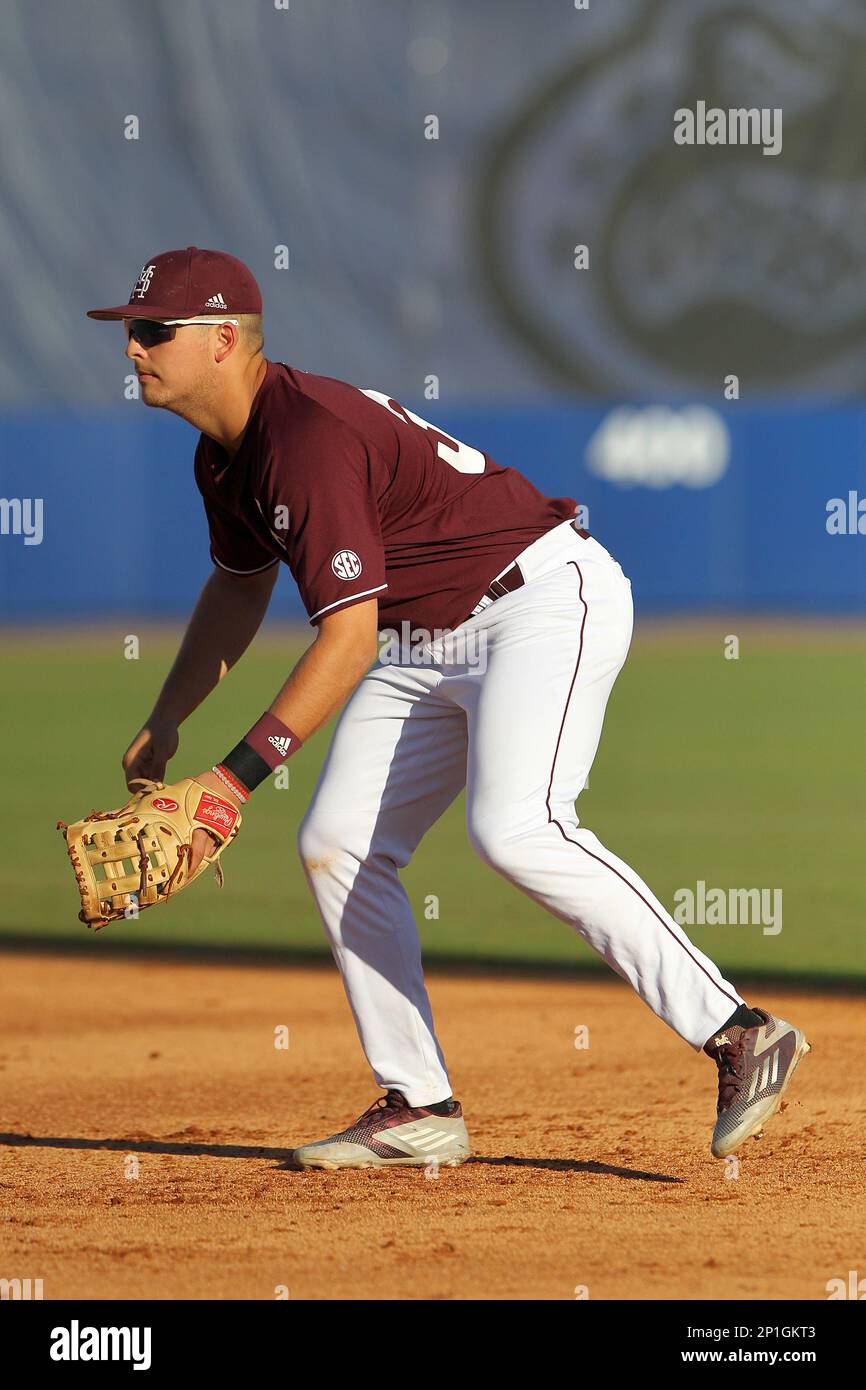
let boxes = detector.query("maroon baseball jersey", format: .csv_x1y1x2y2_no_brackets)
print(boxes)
194,360,579,632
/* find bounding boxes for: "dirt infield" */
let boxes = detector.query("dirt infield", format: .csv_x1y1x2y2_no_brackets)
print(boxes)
0,952,860,1301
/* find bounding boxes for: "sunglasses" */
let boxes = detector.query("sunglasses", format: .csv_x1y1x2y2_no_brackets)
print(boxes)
124,316,240,349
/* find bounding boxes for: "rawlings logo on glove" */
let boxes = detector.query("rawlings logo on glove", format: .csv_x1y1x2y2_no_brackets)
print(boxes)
56,776,242,930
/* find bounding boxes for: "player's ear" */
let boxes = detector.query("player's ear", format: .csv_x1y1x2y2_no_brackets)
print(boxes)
211,322,239,363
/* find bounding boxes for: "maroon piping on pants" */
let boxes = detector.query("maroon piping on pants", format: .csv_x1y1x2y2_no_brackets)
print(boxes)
543,560,740,1014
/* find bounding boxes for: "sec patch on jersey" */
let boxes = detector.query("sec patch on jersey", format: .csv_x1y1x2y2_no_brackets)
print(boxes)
331,549,362,580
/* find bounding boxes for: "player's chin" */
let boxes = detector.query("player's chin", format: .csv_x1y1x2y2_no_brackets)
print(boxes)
137,374,165,400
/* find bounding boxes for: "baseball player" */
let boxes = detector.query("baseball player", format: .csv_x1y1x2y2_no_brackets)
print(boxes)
88,247,809,1169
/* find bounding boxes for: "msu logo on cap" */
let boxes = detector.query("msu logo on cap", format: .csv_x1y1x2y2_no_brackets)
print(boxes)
131,263,156,300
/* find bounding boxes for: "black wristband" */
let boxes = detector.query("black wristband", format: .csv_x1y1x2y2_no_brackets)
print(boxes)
221,739,272,792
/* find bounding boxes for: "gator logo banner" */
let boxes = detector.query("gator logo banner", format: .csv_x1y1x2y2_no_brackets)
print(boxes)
478,0,866,396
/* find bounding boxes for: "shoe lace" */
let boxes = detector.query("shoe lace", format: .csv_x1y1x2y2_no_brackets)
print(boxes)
360,1089,408,1119
712,1040,745,1112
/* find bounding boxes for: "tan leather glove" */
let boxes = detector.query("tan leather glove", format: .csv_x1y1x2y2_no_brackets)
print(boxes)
57,776,242,930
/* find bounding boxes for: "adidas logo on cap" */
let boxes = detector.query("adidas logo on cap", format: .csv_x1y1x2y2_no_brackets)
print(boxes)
204,292,228,309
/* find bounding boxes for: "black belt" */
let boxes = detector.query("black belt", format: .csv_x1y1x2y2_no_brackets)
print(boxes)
477,519,591,609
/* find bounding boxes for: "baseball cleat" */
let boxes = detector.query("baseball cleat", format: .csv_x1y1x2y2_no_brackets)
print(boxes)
291,1089,472,1170
704,1008,811,1158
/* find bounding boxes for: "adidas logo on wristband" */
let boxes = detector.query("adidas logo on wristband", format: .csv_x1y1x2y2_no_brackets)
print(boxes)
268,734,292,756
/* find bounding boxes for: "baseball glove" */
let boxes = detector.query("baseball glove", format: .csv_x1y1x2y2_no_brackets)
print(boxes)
56,777,242,930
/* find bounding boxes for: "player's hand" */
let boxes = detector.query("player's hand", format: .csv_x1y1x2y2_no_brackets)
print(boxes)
187,769,246,875
122,719,180,789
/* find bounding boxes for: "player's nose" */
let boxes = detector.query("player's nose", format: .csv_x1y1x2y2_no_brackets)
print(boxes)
125,340,152,375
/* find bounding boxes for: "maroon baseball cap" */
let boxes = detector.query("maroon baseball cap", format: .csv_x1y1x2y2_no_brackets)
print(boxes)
87,246,262,321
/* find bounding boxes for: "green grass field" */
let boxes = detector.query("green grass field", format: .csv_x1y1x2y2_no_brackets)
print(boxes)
5,620,864,982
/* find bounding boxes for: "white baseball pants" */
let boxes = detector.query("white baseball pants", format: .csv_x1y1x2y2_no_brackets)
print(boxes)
297,522,746,1106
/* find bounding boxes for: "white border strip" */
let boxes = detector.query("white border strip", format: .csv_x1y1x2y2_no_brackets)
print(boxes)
309,584,387,621
212,554,280,576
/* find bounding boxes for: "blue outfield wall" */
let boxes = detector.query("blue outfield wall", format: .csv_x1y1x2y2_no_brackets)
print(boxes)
1,403,865,620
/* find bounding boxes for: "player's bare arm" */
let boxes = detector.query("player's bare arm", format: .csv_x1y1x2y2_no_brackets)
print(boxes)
262,597,379,739
122,561,280,787
187,597,379,873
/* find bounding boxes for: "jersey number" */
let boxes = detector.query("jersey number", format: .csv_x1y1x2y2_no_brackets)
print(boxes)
360,389,486,474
